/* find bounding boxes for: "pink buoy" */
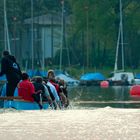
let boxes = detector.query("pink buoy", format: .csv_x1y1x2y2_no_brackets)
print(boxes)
130,85,140,97
100,81,109,88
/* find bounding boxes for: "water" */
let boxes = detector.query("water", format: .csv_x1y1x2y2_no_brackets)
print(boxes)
0,109,140,140
1,86,140,140
69,86,140,108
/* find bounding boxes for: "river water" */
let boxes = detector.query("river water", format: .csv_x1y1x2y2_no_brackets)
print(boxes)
69,86,140,108
0,86,140,140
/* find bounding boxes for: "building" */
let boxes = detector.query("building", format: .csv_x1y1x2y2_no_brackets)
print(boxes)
18,12,70,69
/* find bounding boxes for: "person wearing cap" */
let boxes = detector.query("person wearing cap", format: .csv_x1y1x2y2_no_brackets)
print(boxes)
0,51,22,96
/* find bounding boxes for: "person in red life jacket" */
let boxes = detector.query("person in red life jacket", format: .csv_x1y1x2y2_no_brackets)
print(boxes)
18,73,44,109
0,51,22,96
47,70,67,107
18,72,35,102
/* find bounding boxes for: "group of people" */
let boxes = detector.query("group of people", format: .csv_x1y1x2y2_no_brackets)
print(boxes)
0,51,69,109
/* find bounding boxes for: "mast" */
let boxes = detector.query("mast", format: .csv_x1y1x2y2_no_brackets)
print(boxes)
114,26,121,72
4,0,6,51
120,0,124,71
31,0,34,70
114,0,124,72
85,6,89,69
42,29,45,71
4,0,11,53
42,14,45,71
59,0,64,71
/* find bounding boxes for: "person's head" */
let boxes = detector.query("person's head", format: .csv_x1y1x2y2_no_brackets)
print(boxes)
35,76,43,83
31,77,36,83
3,50,9,57
47,69,55,80
22,73,29,80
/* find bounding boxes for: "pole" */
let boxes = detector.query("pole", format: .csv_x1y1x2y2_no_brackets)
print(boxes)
4,0,6,50
85,6,89,69
31,0,34,70
120,0,124,71
42,28,45,71
114,26,121,72
4,0,11,53
13,17,17,56
59,0,64,71
86,7,89,69
51,12,54,59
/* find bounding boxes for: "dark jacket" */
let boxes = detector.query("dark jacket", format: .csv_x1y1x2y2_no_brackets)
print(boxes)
0,55,22,83
33,82,47,101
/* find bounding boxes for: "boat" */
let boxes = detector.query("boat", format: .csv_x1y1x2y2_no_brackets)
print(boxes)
108,71,135,86
27,69,47,78
108,0,135,86
80,72,106,86
0,75,7,85
55,73,79,87
134,74,140,85
0,97,49,110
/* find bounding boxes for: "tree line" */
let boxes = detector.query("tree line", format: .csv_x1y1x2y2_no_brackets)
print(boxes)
0,0,139,70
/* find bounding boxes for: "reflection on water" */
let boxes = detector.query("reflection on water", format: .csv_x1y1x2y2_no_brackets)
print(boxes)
68,86,140,108
69,86,131,101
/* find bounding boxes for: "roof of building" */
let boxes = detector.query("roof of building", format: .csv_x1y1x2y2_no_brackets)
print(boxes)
24,13,71,25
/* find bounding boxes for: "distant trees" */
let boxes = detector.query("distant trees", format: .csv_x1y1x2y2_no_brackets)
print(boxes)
0,0,139,69
68,0,140,69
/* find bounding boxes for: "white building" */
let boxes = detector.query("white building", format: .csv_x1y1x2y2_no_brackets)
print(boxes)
20,13,70,68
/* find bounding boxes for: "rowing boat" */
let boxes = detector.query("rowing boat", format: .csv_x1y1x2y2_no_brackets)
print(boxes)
0,97,49,110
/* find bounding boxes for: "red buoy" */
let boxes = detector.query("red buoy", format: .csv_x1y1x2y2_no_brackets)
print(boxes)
130,85,140,96
100,81,109,88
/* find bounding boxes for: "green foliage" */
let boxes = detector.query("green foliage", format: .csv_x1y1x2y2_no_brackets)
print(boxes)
68,0,140,69
0,0,139,70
